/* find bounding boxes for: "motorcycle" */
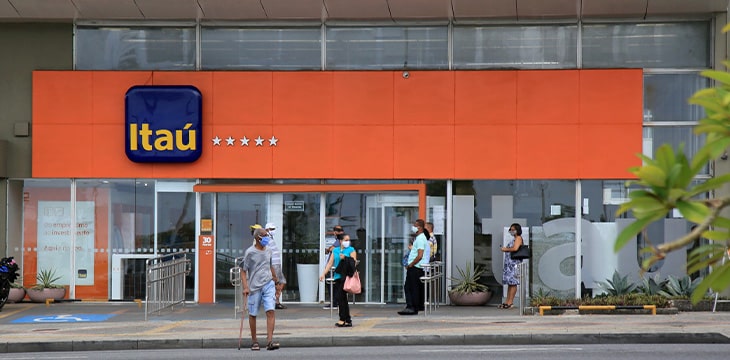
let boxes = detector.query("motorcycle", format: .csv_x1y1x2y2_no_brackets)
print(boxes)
0,256,20,311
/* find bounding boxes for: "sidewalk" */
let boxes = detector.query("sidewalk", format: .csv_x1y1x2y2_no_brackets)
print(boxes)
0,301,729,353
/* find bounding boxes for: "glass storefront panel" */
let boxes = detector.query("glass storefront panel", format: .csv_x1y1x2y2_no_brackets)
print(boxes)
460,180,576,300
201,27,322,70
644,73,708,123
581,180,709,295
326,26,448,70
75,26,196,70
215,193,268,301
282,193,321,302
453,25,578,69
582,22,711,69
21,179,72,295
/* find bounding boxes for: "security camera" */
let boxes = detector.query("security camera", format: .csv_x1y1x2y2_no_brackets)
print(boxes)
402,71,409,79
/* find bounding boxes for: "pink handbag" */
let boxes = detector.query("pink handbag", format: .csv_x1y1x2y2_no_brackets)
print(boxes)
343,271,362,294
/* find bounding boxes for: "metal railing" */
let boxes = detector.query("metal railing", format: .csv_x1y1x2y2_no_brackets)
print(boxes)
420,261,444,316
230,256,245,319
145,252,191,320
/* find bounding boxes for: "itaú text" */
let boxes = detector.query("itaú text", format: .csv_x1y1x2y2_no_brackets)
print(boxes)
128,123,197,151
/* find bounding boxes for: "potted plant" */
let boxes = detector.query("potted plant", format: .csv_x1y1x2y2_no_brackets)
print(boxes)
448,262,491,306
296,242,320,303
26,268,66,303
8,280,26,303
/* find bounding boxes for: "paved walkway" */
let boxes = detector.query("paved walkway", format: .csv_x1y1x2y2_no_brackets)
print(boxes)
0,301,729,353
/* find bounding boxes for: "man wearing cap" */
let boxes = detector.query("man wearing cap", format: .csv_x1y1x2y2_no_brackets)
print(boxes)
242,227,279,351
265,222,287,310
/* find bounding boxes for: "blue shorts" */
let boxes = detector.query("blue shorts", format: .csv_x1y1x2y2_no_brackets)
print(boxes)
248,280,276,317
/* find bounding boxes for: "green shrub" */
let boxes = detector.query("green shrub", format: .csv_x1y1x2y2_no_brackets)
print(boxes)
637,275,666,296
659,275,703,299
595,270,636,296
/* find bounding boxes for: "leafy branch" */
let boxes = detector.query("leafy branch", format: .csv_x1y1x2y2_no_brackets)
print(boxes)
615,23,730,303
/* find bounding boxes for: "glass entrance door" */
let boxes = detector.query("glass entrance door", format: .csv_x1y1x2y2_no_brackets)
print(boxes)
156,181,196,301
365,194,419,303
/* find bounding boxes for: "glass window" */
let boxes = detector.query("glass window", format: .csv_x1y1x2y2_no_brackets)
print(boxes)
22,179,72,291
581,179,709,294
582,22,711,69
453,25,578,69
644,73,708,122
326,26,448,70
643,126,708,174
201,27,321,70
457,180,576,299
76,26,196,70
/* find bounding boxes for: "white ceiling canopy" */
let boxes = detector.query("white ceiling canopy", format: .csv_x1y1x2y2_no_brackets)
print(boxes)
0,0,726,22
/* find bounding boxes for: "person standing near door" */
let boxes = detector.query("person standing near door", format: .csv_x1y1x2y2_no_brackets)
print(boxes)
499,223,523,309
241,227,280,351
265,222,287,309
319,233,357,327
398,219,427,315
323,225,345,309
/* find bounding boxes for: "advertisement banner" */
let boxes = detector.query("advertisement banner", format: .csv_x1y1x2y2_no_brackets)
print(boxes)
37,201,95,285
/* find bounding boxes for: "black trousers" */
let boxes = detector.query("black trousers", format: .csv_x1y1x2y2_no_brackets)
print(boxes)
334,278,351,322
404,267,425,311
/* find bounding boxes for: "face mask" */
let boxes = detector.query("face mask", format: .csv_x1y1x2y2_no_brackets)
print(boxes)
509,230,516,236
411,225,419,233
259,236,271,247
268,229,276,236
341,241,351,248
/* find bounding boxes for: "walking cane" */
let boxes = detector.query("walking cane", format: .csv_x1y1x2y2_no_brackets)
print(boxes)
238,292,248,350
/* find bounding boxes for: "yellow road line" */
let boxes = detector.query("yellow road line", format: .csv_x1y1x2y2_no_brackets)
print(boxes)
0,303,35,319
140,320,190,335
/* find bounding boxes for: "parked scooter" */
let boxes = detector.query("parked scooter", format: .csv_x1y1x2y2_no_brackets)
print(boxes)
0,256,20,310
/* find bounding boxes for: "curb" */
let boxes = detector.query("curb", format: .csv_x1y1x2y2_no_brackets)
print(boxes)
2,333,729,353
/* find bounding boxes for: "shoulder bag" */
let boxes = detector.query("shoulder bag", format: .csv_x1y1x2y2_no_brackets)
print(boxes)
343,270,362,294
511,244,530,260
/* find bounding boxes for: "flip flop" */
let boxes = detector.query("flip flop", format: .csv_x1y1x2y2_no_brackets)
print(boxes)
266,341,280,350
250,342,260,351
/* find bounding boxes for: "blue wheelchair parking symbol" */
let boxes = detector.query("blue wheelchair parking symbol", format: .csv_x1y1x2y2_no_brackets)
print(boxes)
12,314,116,323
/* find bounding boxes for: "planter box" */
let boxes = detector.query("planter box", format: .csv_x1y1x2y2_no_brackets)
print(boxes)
26,288,66,303
448,291,491,306
670,299,730,312
8,287,26,303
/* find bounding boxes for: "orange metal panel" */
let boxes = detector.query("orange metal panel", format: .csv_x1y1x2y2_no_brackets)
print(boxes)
517,70,580,125
516,124,580,178
580,124,642,178
210,125,274,178
33,71,93,125
32,125,94,178
273,72,334,125
580,69,643,125
454,125,517,179
331,125,395,178
333,72,394,125
454,71,517,125
212,72,273,125
394,71,455,125
393,125,454,178
32,70,643,180
271,125,333,178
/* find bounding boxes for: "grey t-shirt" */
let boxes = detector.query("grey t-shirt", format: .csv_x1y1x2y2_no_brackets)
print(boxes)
242,244,273,293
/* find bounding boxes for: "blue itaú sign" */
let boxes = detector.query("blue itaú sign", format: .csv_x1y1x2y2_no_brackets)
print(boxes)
125,85,202,163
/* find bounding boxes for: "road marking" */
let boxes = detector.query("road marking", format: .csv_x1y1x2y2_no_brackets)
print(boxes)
11,314,116,323
0,303,34,319
141,320,190,335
